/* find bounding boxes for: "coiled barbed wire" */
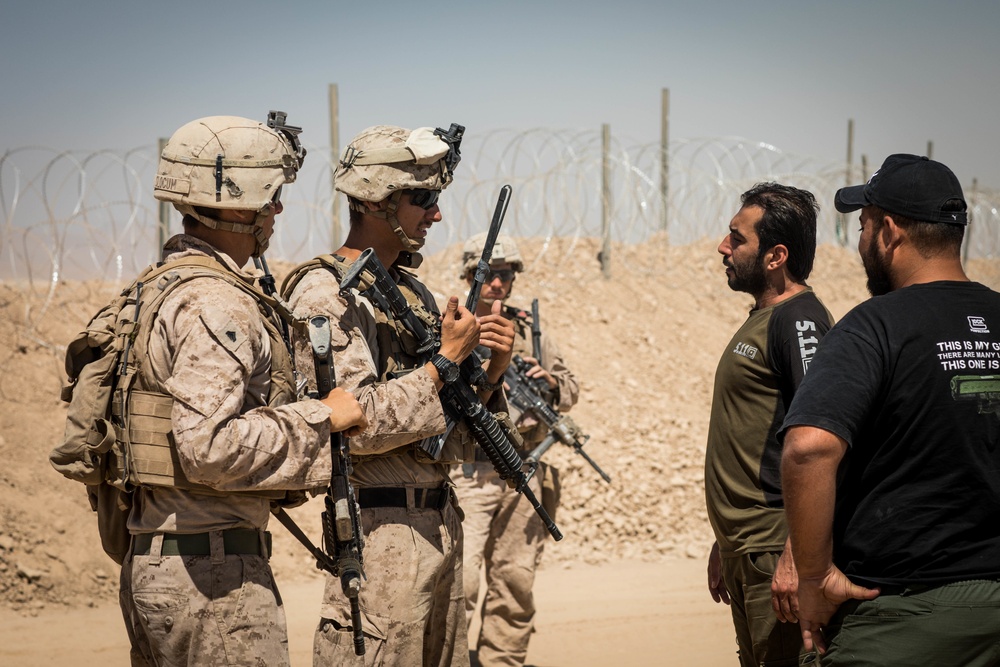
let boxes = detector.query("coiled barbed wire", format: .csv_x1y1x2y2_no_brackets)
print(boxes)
2,132,998,357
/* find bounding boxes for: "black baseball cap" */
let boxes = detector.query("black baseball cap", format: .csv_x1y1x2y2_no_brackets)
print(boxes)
834,153,967,225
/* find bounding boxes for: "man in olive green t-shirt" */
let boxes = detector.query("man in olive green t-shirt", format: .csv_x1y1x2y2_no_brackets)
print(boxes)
705,183,833,667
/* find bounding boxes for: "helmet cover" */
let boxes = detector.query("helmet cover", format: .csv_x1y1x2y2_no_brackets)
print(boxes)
461,232,524,277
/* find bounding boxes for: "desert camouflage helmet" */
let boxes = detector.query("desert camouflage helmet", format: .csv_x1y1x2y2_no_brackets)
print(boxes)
335,123,463,251
153,112,306,256
461,232,524,277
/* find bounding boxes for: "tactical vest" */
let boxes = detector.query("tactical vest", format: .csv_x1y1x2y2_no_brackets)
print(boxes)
283,254,440,379
503,304,534,358
51,255,294,499
282,254,474,464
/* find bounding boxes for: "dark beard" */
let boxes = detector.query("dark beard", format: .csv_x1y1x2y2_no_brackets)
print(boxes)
727,252,768,297
862,237,893,297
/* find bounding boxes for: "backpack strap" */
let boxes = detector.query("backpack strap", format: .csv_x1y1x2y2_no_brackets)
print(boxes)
280,254,345,303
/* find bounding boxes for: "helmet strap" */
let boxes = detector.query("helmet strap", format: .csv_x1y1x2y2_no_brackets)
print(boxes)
175,203,270,256
384,191,423,252
350,191,423,252
250,208,271,257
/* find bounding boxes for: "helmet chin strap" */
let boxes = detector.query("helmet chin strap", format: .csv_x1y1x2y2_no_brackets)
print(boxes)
250,209,271,257
176,203,270,256
350,191,425,252
384,191,424,252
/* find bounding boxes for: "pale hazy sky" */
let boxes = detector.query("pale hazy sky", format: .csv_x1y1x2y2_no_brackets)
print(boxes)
3,0,999,187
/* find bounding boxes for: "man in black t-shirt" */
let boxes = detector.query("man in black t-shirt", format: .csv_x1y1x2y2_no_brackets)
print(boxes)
705,182,831,667
781,154,1000,665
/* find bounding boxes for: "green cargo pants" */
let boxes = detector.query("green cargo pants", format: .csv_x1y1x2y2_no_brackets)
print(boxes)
722,551,817,667
822,578,1000,666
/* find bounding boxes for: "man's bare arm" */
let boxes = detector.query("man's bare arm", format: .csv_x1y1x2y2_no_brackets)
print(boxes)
782,425,878,654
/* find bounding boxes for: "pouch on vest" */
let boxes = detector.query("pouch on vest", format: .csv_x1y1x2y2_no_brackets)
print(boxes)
51,297,127,486
86,483,132,565
50,290,134,563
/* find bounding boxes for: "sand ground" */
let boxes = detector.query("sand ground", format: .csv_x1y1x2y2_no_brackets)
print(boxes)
4,239,997,666
0,558,737,666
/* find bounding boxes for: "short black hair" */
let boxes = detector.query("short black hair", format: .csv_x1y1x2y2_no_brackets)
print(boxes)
741,182,820,282
869,202,965,258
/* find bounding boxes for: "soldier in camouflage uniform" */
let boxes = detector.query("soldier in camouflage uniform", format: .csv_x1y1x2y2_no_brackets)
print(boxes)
283,124,516,667
452,234,580,667
117,115,368,666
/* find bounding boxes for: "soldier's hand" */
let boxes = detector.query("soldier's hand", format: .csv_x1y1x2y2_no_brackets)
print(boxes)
707,541,730,605
520,355,558,390
478,299,516,380
320,388,368,437
439,296,481,363
771,547,798,623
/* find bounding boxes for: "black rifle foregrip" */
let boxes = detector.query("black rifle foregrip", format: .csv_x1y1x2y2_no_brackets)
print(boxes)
350,597,365,656
452,387,563,540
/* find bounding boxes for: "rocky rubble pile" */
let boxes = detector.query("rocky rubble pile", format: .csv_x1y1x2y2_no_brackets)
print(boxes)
2,236,996,611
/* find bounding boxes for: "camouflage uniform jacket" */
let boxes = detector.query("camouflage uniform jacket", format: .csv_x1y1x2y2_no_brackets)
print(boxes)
287,255,506,487
129,234,334,534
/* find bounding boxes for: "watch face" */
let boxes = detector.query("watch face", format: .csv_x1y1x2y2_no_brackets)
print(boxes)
434,355,460,383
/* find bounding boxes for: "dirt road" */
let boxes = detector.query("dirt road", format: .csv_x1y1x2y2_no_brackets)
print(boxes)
0,558,737,666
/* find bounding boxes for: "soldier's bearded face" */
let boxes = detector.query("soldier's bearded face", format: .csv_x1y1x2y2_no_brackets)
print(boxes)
720,206,768,296
727,248,768,295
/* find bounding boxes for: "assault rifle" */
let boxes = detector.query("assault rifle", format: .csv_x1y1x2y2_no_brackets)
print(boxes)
264,306,367,655
506,355,611,484
531,298,543,364
339,246,564,542
309,316,366,656
460,185,512,390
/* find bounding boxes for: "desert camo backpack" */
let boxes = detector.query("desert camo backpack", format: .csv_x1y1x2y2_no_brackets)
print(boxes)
49,256,292,563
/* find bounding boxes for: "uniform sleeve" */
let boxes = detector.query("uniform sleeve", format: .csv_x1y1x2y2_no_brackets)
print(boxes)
780,321,884,449
540,332,579,413
155,279,333,492
768,296,834,404
288,269,448,456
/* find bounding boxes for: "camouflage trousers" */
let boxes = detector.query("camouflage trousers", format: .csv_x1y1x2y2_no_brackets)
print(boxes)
452,461,549,667
313,497,469,667
120,535,289,667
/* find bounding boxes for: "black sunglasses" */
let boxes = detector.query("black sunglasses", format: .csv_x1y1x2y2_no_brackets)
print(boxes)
408,189,440,210
485,269,515,282
466,268,515,283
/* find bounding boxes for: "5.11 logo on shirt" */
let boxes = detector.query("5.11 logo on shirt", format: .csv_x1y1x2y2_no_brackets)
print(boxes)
796,320,820,373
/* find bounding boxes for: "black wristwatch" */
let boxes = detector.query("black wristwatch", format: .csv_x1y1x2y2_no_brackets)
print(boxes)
430,354,460,384
478,377,503,392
